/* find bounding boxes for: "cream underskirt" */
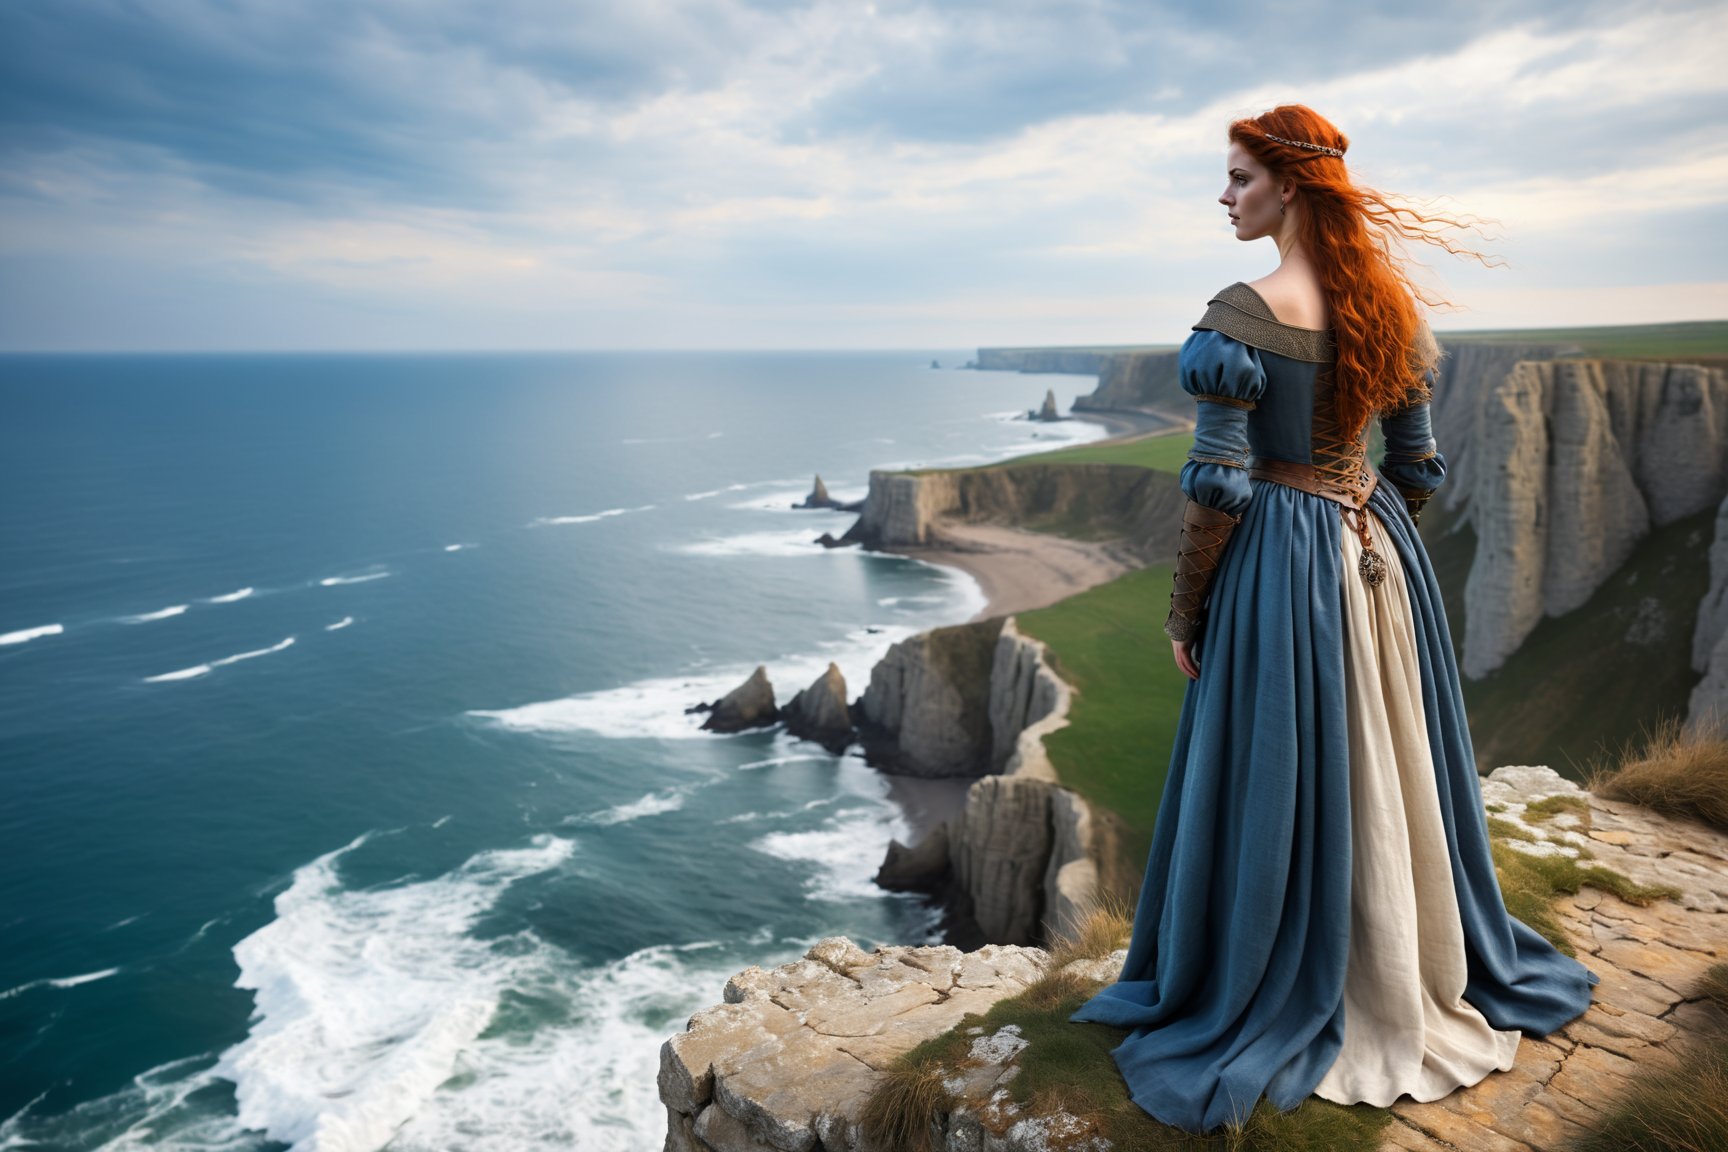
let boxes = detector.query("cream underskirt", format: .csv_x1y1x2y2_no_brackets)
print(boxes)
1311,507,1522,1107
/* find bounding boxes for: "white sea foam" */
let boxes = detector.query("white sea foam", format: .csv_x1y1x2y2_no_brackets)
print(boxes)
208,587,255,604
0,623,63,646
736,754,833,772
431,815,452,829
122,604,189,624
319,571,390,587
325,617,354,632
752,804,913,903
0,967,121,1001
567,788,686,826
200,832,739,1151
443,543,476,552
530,503,655,527
0,1053,259,1152
213,833,577,1152
106,913,146,931
468,627,921,742
667,527,852,558
144,636,296,684
683,483,749,501
723,488,865,512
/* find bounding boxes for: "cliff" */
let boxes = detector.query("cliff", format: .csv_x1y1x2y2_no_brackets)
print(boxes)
1690,490,1728,733
839,462,1186,564
1072,349,1184,416
660,763,1728,1151
861,616,1102,949
1460,358,1728,678
975,347,1159,375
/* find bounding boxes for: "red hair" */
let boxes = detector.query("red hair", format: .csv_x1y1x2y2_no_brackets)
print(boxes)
1228,105,1500,440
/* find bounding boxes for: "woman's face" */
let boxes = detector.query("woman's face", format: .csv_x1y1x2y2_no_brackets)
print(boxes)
1218,142,1286,241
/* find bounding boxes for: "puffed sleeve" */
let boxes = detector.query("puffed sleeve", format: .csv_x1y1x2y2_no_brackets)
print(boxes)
1377,364,1448,493
1177,328,1267,517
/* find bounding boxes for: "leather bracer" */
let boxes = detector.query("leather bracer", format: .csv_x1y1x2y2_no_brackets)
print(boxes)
1164,499,1243,642
1395,484,1437,528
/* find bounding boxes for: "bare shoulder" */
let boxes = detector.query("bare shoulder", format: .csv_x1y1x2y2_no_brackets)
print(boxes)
1246,272,1329,330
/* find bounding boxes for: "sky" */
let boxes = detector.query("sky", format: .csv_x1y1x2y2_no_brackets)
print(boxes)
2,0,1725,351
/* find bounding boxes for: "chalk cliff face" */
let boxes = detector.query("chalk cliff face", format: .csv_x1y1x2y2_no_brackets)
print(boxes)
1074,349,1183,415
859,615,1100,948
841,462,1186,562
856,619,1003,778
1429,341,1578,513
1461,359,1728,678
1690,491,1728,733
975,348,1123,374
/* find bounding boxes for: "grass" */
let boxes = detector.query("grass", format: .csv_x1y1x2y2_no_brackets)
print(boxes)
858,890,1394,1151
1570,961,1728,1152
1457,504,1717,780
901,429,1196,475
1585,711,1728,832
1011,565,1194,875
1432,318,1728,362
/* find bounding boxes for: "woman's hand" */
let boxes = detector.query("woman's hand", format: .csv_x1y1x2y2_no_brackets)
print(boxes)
1172,638,1200,681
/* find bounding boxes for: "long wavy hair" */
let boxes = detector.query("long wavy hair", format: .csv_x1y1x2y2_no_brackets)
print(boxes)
1228,105,1500,439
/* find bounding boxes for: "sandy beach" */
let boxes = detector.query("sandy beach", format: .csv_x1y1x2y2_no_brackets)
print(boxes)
877,409,1178,623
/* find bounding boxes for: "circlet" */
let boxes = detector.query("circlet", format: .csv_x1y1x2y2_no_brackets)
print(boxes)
1263,133,1346,158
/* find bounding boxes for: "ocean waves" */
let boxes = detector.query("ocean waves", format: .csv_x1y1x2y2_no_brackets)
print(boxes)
213,833,577,1152
144,636,296,684
0,623,63,646
0,967,121,1002
121,604,189,624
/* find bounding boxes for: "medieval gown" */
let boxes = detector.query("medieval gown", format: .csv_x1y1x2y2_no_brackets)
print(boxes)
1067,283,1598,1133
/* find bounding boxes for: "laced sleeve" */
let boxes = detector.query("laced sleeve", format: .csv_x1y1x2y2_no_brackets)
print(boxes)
1178,327,1268,517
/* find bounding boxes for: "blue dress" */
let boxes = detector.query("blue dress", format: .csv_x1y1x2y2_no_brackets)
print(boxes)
1067,283,1597,1132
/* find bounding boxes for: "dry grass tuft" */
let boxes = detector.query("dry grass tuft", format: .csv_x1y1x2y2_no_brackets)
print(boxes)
1586,711,1728,831
856,1060,953,1152
1572,963,1728,1152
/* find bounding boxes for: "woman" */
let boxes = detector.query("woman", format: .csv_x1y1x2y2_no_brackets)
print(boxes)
1067,105,1598,1133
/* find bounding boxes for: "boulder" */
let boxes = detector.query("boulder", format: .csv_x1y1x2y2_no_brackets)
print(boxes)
875,821,952,891
697,665,779,733
784,662,853,753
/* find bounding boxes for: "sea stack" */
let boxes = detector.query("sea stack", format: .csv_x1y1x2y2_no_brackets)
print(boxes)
783,662,854,752
1036,388,1060,421
696,665,779,732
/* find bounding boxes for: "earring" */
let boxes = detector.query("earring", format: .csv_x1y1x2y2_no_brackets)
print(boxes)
1280,200,1287,216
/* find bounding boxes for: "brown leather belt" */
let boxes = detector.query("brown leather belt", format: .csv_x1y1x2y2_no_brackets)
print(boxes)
1249,456,1379,511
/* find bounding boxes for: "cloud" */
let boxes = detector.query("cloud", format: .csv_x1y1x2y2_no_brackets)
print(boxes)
0,0,1723,349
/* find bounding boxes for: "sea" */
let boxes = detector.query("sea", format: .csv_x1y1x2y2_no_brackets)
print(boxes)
0,351,1111,1152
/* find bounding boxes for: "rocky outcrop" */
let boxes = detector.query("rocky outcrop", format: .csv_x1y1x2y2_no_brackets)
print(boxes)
976,347,1135,374
1033,389,1059,422
1429,340,1579,514
839,462,1186,559
660,765,1728,1152
856,619,1004,778
658,936,1111,1152
873,618,1098,948
694,666,779,732
784,663,854,753
796,475,865,512
1073,348,1184,416
1690,491,1728,735
1461,359,1728,678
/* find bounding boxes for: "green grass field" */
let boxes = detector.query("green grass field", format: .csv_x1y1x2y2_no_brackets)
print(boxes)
1433,318,1728,361
1008,565,1191,870
979,430,1196,473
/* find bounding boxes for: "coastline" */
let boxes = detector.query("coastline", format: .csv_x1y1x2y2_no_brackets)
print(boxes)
872,407,1173,623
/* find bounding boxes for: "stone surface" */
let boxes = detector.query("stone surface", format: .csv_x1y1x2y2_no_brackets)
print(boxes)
783,661,854,753
1461,358,1728,678
699,664,780,733
1690,489,1728,734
